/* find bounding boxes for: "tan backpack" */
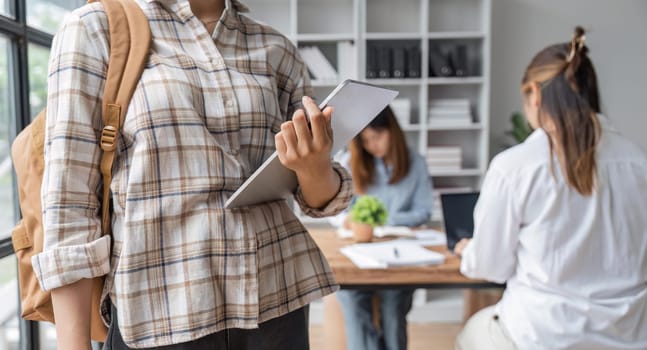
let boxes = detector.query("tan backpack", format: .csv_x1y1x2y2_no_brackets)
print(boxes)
10,0,150,341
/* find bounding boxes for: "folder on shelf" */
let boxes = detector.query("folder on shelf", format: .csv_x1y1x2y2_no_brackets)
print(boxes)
407,46,421,78
451,45,469,77
366,45,379,79
392,47,406,78
377,46,392,79
429,47,453,77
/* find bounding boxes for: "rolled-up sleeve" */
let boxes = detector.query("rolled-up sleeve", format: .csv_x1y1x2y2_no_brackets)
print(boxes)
32,11,110,291
295,162,353,218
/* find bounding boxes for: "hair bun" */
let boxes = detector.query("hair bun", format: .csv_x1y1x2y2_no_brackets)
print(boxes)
567,26,587,63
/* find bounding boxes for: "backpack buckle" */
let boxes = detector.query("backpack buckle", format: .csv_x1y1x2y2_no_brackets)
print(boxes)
101,125,118,151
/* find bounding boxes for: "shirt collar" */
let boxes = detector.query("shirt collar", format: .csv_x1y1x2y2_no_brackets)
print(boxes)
143,0,248,22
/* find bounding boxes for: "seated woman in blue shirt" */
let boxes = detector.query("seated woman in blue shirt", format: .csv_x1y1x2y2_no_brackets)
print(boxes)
334,106,433,350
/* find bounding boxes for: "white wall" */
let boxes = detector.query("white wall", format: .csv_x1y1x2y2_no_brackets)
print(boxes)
489,0,647,157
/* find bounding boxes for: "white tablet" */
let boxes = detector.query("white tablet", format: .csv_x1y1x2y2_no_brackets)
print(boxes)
225,79,398,208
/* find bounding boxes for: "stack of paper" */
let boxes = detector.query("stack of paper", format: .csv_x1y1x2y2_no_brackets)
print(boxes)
341,241,445,269
426,146,462,173
428,99,472,127
299,46,338,84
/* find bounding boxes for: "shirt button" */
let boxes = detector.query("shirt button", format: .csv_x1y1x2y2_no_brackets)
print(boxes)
225,99,234,108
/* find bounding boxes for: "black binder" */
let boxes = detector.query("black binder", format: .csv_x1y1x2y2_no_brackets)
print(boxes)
452,45,469,77
392,47,406,78
406,46,420,78
366,46,378,79
377,46,392,78
429,47,453,77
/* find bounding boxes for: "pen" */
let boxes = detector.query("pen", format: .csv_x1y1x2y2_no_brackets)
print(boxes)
393,247,400,258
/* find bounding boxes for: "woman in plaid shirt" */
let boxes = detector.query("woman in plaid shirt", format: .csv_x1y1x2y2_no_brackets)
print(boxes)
33,0,352,348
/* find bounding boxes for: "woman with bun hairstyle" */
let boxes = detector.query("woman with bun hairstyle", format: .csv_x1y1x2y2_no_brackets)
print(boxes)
455,27,647,349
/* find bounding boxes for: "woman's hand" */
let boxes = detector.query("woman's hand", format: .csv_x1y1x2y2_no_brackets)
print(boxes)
276,96,340,208
454,238,471,257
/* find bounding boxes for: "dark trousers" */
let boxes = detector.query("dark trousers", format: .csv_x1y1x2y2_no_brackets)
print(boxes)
103,304,310,350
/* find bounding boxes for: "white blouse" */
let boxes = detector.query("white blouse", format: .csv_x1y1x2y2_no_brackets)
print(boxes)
461,116,647,349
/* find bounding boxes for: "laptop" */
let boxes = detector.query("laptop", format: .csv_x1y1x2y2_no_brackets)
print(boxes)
440,192,480,252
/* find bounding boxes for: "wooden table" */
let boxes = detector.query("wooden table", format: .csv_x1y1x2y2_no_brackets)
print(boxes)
309,228,498,289
308,228,502,350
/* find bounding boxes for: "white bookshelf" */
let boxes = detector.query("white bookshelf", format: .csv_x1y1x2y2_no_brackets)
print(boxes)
244,0,491,227
244,0,491,322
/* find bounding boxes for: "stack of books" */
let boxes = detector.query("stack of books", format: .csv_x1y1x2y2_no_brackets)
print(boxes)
428,99,472,127
431,187,473,222
426,146,462,173
299,46,338,84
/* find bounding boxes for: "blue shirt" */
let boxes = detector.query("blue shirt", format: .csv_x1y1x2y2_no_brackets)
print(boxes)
334,148,434,227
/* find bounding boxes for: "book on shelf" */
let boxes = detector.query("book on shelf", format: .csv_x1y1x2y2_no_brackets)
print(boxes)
407,46,421,78
429,98,471,109
427,146,462,156
377,46,391,79
428,98,472,126
428,47,453,77
366,45,378,79
451,45,469,77
426,146,462,172
299,46,338,84
390,98,411,126
337,41,357,80
392,47,406,78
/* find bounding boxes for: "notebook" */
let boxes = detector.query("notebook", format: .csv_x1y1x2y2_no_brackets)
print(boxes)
341,241,445,269
440,192,480,252
225,80,398,208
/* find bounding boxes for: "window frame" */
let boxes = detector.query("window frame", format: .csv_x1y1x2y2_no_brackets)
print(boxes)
1,0,55,349
0,0,52,257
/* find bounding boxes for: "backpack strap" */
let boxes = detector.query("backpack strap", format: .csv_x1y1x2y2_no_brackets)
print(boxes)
92,0,151,236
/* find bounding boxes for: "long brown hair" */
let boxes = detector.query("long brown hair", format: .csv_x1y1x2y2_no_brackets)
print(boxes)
521,26,601,196
350,106,410,194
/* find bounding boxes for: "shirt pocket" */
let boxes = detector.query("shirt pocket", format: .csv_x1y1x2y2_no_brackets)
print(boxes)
137,50,241,155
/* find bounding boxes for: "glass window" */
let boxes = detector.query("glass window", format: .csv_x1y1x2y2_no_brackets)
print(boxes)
1,0,14,19
0,36,14,241
26,0,86,34
0,255,19,349
28,44,49,120
39,322,57,349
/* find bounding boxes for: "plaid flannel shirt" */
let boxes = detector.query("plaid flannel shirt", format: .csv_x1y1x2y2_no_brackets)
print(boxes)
32,0,352,347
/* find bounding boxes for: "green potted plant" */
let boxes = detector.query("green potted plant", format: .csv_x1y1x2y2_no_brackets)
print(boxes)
506,112,533,144
349,195,388,243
